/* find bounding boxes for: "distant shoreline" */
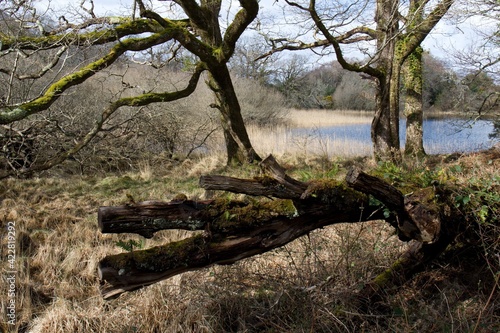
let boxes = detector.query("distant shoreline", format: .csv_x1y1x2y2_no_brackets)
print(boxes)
286,109,498,128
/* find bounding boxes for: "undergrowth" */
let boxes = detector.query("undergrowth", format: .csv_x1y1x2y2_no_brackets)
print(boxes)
0,149,499,332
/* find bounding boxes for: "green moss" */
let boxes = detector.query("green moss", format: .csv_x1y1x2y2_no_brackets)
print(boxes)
212,47,225,62
210,199,297,234
372,257,407,286
107,234,207,273
303,179,367,209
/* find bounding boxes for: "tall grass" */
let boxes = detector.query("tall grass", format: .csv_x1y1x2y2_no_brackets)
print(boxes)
0,136,498,332
287,109,373,127
248,110,374,159
248,125,373,159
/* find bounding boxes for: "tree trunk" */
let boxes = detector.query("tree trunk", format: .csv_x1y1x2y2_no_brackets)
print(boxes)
373,0,402,163
97,155,451,299
193,0,260,165
403,46,426,158
373,73,402,163
403,1,426,158
208,67,261,164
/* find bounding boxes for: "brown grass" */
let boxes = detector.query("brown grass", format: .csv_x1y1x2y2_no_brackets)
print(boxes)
288,109,373,127
247,110,374,159
0,149,499,332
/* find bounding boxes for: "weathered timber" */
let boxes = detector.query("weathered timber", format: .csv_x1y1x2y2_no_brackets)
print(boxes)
403,188,441,243
98,200,212,238
98,156,445,299
200,155,307,200
98,191,380,299
347,167,441,243
259,155,309,195
346,167,404,211
199,175,302,199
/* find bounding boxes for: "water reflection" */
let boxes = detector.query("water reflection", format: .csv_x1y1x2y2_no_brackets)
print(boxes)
291,118,496,154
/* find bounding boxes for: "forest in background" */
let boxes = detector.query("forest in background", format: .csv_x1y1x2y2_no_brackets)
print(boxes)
0,1,499,332
1,46,498,176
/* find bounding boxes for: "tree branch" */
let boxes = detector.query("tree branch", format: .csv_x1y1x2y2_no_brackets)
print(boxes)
401,0,455,59
0,18,163,51
0,30,174,125
223,0,259,58
97,157,445,298
0,63,205,178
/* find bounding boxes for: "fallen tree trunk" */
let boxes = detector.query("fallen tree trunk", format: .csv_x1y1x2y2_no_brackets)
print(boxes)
98,200,215,238
98,155,452,299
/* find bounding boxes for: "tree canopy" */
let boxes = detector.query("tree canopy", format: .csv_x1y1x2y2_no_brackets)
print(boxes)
0,0,498,176
0,0,261,177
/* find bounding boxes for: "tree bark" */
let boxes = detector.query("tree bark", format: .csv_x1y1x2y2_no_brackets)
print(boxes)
403,48,426,158
207,67,261,164
98,200,214,238
403,1,426,158
98,155,447,299
189,0,260,164
371,0,402,162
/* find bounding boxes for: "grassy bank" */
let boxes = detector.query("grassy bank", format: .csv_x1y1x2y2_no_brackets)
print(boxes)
0,148,499,332
248,110,374,158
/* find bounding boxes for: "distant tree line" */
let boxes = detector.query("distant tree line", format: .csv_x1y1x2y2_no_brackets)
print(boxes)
230,49,499,115
0,0,498,177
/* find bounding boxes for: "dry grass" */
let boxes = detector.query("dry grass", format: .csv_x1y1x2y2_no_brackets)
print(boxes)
247,110,374,159
0,149,499,332
248,125,373,159
287,109,373,127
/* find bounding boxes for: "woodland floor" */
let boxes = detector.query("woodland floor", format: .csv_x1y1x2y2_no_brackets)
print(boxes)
0,147,499,332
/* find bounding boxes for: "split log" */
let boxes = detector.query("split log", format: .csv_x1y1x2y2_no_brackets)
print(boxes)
346,167,405,210
199,155,308,200
98,186,379,298
98,155,446,299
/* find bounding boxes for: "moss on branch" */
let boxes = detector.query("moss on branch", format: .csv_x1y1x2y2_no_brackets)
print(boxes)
0,30,175,124
0,18,164,51
99,235,209,281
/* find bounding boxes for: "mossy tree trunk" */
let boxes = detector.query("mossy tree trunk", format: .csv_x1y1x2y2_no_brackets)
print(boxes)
403,46,426,158
98,155,454,299
208,67,260,164
277,0,454,163
403,0,426,158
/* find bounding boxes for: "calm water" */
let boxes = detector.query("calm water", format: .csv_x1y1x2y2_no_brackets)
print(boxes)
291,118,496,155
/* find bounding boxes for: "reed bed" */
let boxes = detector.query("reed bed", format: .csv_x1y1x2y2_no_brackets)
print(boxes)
248,125,373,158
287,109,373,127
246,109,373,158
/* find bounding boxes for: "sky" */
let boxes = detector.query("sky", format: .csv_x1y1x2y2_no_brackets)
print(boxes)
35,0,495,73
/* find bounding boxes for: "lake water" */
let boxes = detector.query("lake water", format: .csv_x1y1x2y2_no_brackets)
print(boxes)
290,118,496,155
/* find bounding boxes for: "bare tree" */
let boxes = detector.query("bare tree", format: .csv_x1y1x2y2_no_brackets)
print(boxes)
259,0,455,162
0,0,261,177
450,0,499,80
449,0,499,118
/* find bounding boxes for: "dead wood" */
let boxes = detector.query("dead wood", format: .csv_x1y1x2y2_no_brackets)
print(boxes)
98,200,213,238
97,155,448,299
